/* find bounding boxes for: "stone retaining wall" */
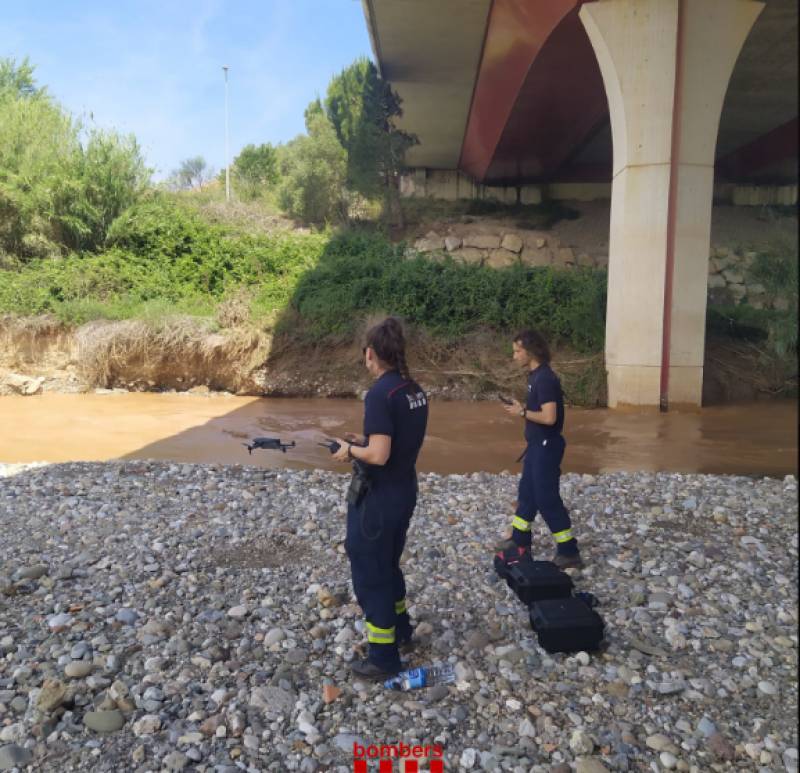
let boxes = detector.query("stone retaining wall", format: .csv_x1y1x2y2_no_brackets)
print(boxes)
412,228,606,270
411,228,784,309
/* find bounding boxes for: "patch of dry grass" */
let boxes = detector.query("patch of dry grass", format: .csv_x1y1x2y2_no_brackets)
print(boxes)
75,316,271,392
0,314,72,367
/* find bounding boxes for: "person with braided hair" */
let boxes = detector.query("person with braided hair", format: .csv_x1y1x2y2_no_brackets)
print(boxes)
499,328,583,569
332,317,428,678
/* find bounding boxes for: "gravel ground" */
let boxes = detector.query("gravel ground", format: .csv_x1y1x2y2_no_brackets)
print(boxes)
0,461,797,773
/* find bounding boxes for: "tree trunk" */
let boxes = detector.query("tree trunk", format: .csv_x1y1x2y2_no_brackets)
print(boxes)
387,175,404,230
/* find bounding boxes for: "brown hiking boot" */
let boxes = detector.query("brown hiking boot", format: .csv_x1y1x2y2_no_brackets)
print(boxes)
552,551,584,570
494,538,519,554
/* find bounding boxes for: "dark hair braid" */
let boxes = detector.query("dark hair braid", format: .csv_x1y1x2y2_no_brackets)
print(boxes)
365,317,412,379
395,349,410,381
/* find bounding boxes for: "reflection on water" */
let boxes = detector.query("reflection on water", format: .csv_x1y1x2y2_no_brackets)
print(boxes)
0,393,796,477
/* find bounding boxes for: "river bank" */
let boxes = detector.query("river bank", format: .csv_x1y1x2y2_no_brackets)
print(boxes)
0,462,797,772
1,313,795,406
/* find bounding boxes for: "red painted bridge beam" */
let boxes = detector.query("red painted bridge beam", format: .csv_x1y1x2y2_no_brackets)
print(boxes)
459,0,607,184
715,117,799,181
459,0,581,181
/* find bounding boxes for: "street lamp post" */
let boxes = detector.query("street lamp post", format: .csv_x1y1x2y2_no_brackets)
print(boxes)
223,65,230,203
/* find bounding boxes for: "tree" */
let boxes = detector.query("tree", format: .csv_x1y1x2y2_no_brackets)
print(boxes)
0,56,43,98
325,58,417,226
232,143,278,199
171,156,211,190
0,76,148,257
276,106,350,224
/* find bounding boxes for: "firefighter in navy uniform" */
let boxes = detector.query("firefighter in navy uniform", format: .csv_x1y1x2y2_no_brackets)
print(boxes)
332,317,428,679
500,329,583,569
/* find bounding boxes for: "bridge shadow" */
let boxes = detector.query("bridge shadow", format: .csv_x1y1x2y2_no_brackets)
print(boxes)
115,395,363,473
113,392,529,476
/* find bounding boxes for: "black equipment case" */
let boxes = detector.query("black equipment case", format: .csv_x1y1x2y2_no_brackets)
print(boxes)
494,547,574,604
529,597,605,653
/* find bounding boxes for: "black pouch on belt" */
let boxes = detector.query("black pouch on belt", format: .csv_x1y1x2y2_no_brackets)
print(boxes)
346,462,371,506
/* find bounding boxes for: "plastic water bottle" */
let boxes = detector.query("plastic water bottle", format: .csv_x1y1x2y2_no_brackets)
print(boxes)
384,663,456,691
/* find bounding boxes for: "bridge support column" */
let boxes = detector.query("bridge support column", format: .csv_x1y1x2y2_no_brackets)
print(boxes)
579,0,762,408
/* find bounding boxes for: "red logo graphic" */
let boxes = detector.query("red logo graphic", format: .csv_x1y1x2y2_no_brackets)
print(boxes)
353,762,444,772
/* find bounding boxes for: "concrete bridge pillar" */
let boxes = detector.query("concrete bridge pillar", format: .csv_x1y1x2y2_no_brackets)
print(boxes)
579,0,763,408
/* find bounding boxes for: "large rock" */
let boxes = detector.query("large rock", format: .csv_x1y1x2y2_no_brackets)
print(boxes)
444,235,462,252
462,233,501,250
722,268,744,284
553,247,575,266
520,247,551,267
713,253,732,271
414,232,445,252
486,249,518,269
707,274,727,289
729,283,747,302
451,248,485,265
64,661,93,679
575,758,610,773
577,252,595,267
525,232,549,249
36,679,67,712
0,745,32,771
3,373,44,396
132,714,161,736
500,233,523,253
84,710,125,733
248,686,294,714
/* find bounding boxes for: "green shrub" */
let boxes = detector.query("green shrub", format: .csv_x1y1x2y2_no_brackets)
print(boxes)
745,242,798,357
0,197,328,325
0,76,148,258
287,231,607,350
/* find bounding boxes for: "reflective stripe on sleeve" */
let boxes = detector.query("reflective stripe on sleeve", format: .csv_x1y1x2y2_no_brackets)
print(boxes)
394,599,407,615
512,516,531,532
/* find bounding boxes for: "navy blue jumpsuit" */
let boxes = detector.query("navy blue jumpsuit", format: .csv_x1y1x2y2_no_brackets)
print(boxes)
511,364,579,556
345,371,428,671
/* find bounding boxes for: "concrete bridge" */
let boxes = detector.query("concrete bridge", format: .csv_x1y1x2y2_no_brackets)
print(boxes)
360,0,798,409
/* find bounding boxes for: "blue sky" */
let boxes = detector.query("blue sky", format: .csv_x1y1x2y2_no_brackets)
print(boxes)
1,1,372,179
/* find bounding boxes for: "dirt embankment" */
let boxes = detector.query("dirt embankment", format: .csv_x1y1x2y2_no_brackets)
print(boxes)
0,313,792,406
0,314,588,401
2,203,795,404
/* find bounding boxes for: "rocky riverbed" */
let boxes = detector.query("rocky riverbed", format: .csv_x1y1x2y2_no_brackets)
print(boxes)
0,462,797,772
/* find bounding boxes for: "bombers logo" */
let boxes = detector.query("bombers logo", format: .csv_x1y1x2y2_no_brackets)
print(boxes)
353,741,445,771
406,391,427,410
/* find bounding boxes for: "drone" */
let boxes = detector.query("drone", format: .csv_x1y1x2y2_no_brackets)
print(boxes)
242,437,296,454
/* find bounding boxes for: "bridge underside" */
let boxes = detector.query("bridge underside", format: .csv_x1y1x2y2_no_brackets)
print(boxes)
362,0,798,408
364,0,797,186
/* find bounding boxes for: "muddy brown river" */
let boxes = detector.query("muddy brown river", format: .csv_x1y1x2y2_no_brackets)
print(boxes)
0,393,796,476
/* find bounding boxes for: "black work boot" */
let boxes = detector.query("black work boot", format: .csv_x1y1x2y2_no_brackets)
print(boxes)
350,658,402,680
396,618,415,651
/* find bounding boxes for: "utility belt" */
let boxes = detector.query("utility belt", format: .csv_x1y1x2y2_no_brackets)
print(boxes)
346,461,371,507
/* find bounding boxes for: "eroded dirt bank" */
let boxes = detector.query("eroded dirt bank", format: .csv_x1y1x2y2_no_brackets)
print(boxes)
0,315,793,406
